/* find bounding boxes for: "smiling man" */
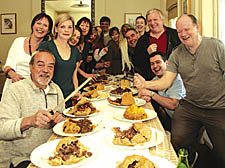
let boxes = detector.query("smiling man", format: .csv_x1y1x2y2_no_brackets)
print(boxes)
134,14,225,167
134,8,181,80
0,50,65,168
138,51,185,131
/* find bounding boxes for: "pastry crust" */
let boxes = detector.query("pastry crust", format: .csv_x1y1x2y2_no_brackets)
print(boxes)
48,137,92,166
68,99,98,116
117,154,158,168
63,118,96,134
112,123,152,146
123,104,147,120
107,92,135,106
120,79,131,89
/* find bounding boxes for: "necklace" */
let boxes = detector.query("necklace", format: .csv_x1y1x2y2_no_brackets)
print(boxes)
29,37,32,56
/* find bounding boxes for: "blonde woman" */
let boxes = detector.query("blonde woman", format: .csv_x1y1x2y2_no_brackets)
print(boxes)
38,13,82,107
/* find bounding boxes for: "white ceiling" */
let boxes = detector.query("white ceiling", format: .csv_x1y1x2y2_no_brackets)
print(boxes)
45,0,91,13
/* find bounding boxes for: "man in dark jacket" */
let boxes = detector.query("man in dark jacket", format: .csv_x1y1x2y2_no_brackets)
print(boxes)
134,8,181,80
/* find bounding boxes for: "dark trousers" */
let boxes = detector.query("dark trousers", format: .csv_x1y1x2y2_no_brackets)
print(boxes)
171,99,225,168
151,99,172,131
9,161,31,168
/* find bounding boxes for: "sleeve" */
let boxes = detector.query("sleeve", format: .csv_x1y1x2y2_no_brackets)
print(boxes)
166,75,186,99
216,39,225,71
166,49,180,74
0,87,25,140
4,38,20,70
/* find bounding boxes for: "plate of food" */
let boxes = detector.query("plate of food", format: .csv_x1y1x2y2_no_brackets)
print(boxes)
53,118,104,137
108,123,164,150
63,99,101,118
84,83,113,92
107,93,146,108
113,104,157,122
30,137,97,168
82,90,109,101
110,87,137,97
115,154,176,168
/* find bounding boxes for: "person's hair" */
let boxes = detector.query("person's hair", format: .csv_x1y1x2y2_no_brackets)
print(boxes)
74,25,82,46
187,14,198,25
31,13,53,41
125,27,137,36
146,8,164,20
136,16,147,25
100,16,111,25
53,13,74,38
120,24,133,38
149,51,166,62
30,50,55,65
76,17,92,41
109,27,120,37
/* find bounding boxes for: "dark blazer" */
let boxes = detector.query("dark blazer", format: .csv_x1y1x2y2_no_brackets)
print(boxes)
134,26,181,80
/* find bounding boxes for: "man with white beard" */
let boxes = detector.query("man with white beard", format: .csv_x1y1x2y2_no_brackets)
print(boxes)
0,50,65,168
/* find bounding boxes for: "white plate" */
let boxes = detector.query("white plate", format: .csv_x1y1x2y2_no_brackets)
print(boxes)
115,154,175,168
108,127,164,150
113,108,157,123
53,119,104,137
82,91,109,101
30,138,97,168
63,107,102,118
84,85,113,92
109,88,138,97
108,98,146,108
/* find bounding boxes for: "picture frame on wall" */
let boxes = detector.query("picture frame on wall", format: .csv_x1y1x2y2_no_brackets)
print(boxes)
1,13,17,34
124,13,142,28
181,0,191,14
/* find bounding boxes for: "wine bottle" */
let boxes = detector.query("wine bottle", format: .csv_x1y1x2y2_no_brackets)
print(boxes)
176,148,190,168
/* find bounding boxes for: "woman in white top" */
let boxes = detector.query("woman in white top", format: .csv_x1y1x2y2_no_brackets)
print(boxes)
3,13,53,94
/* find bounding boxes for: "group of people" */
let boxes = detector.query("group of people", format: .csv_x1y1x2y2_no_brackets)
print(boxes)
0,7,224,168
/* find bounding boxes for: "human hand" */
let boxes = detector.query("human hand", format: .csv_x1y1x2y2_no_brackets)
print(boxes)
134,73,146,89
51,112,65,124
103,46,108,53
103,61,111,68
30,110,53,128
141,95,151,102
147,43,158,55
10,71,24,83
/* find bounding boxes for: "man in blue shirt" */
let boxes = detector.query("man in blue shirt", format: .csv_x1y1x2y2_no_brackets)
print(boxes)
138,51,185,131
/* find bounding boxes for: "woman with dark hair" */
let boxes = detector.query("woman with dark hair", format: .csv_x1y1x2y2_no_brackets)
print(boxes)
3,13,53,94
135,15,147,38
104,26,123,75
68,25,82,46
76,17,97,84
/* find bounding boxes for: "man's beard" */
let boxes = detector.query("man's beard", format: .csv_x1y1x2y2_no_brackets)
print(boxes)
36,73,51,86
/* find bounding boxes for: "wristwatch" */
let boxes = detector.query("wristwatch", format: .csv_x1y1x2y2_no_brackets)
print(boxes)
151,91,155,98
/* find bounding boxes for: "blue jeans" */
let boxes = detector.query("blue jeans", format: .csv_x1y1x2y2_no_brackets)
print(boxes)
171,99,225,167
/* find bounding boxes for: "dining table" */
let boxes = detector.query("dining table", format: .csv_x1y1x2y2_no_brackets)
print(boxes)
27,75,178,168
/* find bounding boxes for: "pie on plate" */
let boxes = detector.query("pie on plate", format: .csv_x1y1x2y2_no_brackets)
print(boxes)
112,123,152,146
65,99,100,117
107,92,135,106
30,137,96,168
53,119,104,136
117,154,158,168
82,89,108,101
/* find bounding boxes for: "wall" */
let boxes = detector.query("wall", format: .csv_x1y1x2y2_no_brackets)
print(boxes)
0,0,217,66
0,0,41,66
95,0,163,28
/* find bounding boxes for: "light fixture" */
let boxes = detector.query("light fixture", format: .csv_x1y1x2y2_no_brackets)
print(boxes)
71,1,89,8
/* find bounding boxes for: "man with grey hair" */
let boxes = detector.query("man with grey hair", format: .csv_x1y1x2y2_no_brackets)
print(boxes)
134,8,181,80
134,14,225,167
0,50,65,168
